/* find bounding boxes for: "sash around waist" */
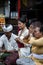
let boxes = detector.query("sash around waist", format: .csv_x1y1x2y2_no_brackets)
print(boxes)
33,53,43,59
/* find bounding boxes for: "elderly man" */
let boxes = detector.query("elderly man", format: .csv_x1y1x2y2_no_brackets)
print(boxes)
29,26,43,65
0,24,19,65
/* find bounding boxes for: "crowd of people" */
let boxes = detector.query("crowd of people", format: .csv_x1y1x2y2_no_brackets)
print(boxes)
0,15,43,65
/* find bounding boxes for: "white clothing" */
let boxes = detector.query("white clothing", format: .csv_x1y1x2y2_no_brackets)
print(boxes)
2,24,13,32
20,47,30,57
18,27,29,40
33,53,43,59
0,33,18,51
18,27,30,57
16,57,35,65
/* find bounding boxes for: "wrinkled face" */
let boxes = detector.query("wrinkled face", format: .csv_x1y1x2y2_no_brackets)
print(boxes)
33,27,41,38
18,21,25,29
5,32,11,38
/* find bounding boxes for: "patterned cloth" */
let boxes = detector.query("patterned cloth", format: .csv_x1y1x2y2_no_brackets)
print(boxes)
0,51,19,65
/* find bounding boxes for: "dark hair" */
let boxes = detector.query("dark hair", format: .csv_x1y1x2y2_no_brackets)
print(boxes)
34,21,41,28
19,15,27,23
30,21,41,29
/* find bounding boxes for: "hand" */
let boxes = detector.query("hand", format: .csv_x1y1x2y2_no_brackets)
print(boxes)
6,50,12,53
15,38,19,41
7,50,15,53
1,50,7,53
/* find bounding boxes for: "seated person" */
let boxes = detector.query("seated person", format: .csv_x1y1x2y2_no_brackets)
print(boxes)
29,25,43,65
16,15,30,57
0,24,19,65
16,23,42,65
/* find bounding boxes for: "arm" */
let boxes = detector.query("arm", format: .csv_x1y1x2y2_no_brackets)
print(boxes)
0,48,7,53
29,37,43,46
16,38,31,47
16,29,29,43
16,35,30,44
0,38,7,53
15,38,25,44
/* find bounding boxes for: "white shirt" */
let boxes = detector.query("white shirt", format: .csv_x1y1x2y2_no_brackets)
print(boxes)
0,33,18,51
18,27,30,57
18,27,29,40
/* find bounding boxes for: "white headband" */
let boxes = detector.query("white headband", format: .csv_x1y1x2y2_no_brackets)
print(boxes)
2,24,13,32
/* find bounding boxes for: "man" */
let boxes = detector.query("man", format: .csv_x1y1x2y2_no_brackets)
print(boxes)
0,24,19,65
29,25,43,65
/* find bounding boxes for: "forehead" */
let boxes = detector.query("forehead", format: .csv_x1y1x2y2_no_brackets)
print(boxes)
18,21,24,24
34,27,40,32
35,27,40,30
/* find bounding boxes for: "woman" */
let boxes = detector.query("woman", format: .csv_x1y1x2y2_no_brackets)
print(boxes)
16,15,30,57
